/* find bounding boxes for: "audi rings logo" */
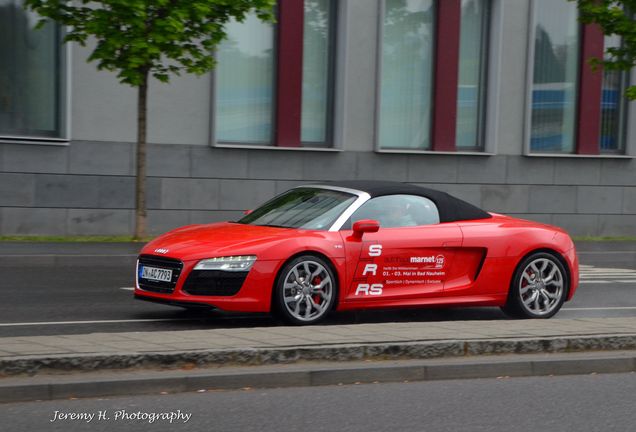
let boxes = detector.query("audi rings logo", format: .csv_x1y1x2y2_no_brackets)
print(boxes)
154,248,169,254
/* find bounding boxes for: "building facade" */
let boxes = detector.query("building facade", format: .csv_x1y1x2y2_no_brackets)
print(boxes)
1,0,635,237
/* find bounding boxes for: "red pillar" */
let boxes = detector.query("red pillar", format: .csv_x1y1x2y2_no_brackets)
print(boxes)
431,0,461,152
577,23,604,155
275,0,304,147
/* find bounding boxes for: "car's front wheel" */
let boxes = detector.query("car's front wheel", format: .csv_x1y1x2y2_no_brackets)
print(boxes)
502,252,568,319
274,255,337,325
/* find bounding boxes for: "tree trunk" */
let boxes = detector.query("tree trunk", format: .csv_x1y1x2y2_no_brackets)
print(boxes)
134,72,149,240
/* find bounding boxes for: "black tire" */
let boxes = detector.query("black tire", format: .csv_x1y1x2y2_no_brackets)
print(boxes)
274,254,337,325
501,251,568,319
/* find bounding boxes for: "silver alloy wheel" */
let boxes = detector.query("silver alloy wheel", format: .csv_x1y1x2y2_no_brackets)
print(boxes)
282,260,333,322
519,257,564,316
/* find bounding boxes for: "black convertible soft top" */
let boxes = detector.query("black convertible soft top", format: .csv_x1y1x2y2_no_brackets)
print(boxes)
315,180,492,223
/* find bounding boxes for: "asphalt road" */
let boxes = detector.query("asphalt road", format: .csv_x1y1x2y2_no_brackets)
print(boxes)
1,247,635,337
1,373,634,432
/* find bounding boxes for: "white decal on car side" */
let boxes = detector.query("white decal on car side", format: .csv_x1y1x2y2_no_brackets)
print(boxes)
355,284,383,296
368,244,383,257
362,264,378,276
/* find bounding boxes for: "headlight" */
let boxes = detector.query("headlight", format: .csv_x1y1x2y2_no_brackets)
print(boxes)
194,255,257,272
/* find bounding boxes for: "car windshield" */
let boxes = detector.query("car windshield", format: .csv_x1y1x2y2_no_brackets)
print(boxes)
237,188,357,230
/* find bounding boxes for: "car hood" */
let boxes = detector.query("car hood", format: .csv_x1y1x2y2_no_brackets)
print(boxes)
141,222,318,261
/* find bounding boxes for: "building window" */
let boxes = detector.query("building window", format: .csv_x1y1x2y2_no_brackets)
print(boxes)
214,0,336,148
301,0,335,144
456,0,489,150
529,0,580,153
216,14,275,144
600,35,628,153
377,0,490,152
0,2,65,140
378,0,435,150
528,0,630,156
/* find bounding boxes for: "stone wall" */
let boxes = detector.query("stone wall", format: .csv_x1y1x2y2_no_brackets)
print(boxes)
1,141,634,236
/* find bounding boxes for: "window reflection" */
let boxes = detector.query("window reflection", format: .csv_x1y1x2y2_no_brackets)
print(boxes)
302,0,333,144
457,0,488,149
215,13,275,144
600,35,628,153
530,0,580,153
379,0,435,150
0,0,63,138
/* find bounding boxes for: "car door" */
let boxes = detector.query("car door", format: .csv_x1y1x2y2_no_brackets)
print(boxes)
339,195,463,303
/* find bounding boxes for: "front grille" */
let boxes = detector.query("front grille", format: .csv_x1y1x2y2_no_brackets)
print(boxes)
182,270,248,296
137,255,184,294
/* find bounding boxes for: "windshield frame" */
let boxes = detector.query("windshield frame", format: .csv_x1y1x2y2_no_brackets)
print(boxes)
236,185,370,232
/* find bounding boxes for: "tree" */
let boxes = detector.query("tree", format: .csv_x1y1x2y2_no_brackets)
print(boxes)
24,0,275,239
574,0,636,99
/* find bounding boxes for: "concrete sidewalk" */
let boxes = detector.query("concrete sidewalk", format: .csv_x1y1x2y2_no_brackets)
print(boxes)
2,318,635,374
1,317,636,402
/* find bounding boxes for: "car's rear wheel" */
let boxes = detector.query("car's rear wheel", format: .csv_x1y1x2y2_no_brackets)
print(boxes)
274,255,337,325
502,252,568,319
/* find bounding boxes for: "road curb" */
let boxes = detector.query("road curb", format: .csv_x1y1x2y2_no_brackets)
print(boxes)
1,352,635,403
2,334,636,377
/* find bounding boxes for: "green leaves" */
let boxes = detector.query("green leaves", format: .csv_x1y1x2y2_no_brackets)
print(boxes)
573,0,636,99
24,0,276,87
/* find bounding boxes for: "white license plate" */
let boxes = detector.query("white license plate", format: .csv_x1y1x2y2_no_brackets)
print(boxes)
140,265,173,282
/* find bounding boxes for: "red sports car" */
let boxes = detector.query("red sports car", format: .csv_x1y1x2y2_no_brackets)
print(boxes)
135,181,579,325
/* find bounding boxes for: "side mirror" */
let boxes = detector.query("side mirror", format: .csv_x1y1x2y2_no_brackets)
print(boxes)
352,219,380,239
243,209,253,215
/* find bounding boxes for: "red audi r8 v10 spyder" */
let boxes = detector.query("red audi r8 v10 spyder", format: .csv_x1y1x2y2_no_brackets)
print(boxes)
135,181,579,325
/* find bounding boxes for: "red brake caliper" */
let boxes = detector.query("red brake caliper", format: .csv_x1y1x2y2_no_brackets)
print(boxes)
312,276,322,304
